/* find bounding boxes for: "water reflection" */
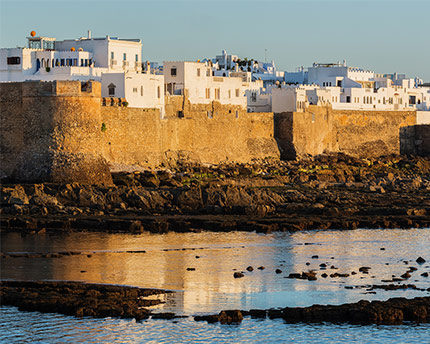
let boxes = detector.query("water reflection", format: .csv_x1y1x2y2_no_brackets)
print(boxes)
1,229,430,314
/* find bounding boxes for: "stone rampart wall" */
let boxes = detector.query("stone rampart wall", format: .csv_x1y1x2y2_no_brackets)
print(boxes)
275,106,417,159
101,106,279,168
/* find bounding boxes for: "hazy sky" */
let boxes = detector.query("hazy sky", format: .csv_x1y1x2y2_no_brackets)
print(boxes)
1,0,429,80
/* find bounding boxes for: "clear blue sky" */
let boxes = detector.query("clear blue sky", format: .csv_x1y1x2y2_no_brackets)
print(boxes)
1,0,429,80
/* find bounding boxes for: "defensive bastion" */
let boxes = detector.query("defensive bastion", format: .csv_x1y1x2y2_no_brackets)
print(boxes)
0,80,424,184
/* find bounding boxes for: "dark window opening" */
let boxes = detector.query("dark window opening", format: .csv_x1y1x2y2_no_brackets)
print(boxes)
171,68,177,76
346,96,351,103
409,95,416,105
7,56,21,65
337,80,342,87
178,110,184,118
108,83,116,96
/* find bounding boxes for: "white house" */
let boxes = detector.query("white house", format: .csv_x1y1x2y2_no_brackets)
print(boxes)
163,61,263,109
101,72,165,115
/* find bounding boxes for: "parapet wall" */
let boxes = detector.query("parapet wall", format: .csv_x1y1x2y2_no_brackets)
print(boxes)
275,105,417,159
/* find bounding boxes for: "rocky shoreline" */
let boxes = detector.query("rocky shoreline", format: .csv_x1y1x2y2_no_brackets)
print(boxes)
0,280,170,321
1,281,429,325
1,154,429,233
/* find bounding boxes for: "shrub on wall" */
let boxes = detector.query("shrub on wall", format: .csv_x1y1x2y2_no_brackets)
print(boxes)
46,67,51,72
101,122,107,132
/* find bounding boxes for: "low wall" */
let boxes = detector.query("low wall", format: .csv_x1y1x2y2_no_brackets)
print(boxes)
275,106,417,158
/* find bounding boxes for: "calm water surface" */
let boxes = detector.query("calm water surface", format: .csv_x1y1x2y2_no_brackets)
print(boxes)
1,228,430,343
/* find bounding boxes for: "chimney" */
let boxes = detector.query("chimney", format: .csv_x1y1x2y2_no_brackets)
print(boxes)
87,30,91,39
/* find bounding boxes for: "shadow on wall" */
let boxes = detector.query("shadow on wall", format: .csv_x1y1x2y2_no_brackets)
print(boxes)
400,125,430,156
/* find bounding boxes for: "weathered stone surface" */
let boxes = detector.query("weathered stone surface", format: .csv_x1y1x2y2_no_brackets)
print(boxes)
0,280,169,320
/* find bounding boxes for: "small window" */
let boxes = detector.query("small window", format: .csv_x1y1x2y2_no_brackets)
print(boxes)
228,90,231,98
206,69,210,76
7,56,21,65
111,52,114,59
123,53,127,61
141,86,143,96
135,54,138,62
197,68,200,77
205,88,210,99
157,86,161,99
61,59,65,66
235,88,240,97
346,96,351,103
171,68,177,76
108,83,116,96
133,87,138,93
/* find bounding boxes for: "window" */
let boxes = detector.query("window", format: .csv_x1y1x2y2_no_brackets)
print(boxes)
206,69,210,76
108,83,116,96
133,87,138,93
123,53,127,61
141,86,143,96
235,88,240,97
171,68,177,76
157,86,161,99
215,88,220,99
337,80,342,87
197,68,200,77
135,54,138,62
205,88,210,99
346,96,351,103
7,56,20,65
228,90,231,98
111,52,114,59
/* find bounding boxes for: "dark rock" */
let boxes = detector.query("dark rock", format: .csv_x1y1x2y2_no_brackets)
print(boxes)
246,266,254,272
416,257,426,264
186,268,196,271
257,266,265,270
312,255,319,259
234,272,244,278
275,269,282,274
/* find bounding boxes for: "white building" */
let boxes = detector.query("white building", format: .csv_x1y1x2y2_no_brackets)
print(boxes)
0,31,143,82
101,72,165,115
163,61,263,109
1,31,166,111
272,61,430,113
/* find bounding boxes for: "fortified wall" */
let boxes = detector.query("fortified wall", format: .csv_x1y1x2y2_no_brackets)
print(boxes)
275,105,418,159
0,81,279,184
1,81,426,184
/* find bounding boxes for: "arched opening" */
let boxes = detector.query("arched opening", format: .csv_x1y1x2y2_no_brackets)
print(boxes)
36,59,40,71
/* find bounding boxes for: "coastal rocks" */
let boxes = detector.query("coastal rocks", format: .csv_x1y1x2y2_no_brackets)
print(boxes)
234,272,244,278
195,298,430,325
194,310,243,324
416,257,426,264
0,280,169,321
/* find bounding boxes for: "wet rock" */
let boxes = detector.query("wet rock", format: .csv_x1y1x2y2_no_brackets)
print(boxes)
234,272,244,278
257,266,265,270
311,255,319,259
246,266,254,272
421,272,429,277
400,272,411,279
275,269,282,274
321,273,328,278
416,257,426,264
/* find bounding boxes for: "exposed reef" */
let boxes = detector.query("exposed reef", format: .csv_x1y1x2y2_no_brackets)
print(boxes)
0,280,169,321
1,154,429,233
195,297,430,325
